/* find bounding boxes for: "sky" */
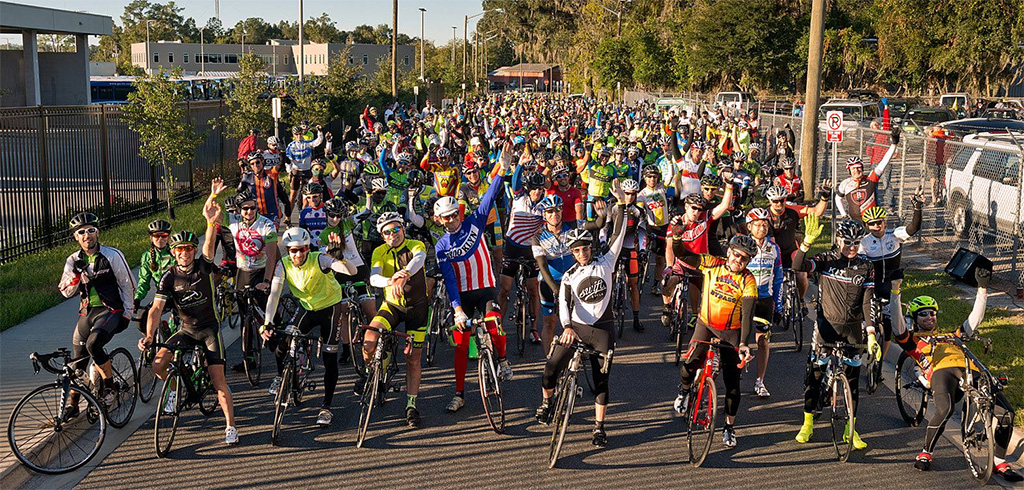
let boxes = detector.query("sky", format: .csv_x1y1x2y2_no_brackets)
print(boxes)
0,0,488,45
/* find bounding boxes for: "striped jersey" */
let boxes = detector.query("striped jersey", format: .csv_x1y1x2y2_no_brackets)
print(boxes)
506,195,544,247
436,172,505,309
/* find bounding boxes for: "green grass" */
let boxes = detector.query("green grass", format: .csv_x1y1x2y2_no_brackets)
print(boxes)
0,194,228,331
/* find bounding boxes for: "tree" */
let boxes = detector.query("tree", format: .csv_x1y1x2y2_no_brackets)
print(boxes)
286,78,331,127
592,37,633,90
305,13,343,43
203,17,225,41
322,47,362,121
121,67,200,219
225,53,273,138
226,18,280,45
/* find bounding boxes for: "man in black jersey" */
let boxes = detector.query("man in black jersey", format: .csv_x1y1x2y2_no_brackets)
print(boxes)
140,179,238,446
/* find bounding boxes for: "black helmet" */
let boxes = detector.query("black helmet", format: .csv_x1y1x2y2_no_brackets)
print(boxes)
324,197,349,217
525,172,547,190
835,218,864,241
407,168,429,188
236,189,256,205
147,219,172,235
700,175,721,188
682,193,708,207
728,235,758,258
169,231,199,248
302,181,324,196
565,228,593,249
69,212,99,230
643,165,661,178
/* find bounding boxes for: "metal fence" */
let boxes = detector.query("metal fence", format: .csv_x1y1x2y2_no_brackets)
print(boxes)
0,101,240,263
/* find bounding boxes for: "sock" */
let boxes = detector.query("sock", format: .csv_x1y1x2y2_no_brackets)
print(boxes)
595,420,605,431
455,390,464,398
407,394,417,409
340,343,351,358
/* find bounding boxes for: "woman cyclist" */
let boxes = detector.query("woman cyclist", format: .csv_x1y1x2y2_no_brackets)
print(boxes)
134,219,176,337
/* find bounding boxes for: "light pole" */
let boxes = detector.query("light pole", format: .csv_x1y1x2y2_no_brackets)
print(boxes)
199,27,205,75
298,0,305,82
463,9,502,91
418,8,426,82
391,0,397,98
598,0,630,37
483,33,498,90
241,24,245,54
145,20,158,74
451,26,456,65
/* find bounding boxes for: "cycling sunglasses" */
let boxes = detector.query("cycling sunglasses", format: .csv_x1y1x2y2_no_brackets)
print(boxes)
916,310,937,317
240,205,258,211
173,244,196,252
380,226,403,237
769,198,785,204
288,246,308,254
865,220,884,227
75,227,98,236
838,238,860,248
151,232,170,239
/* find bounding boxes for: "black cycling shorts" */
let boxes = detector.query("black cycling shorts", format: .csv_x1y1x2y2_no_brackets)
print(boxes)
458,287,497,319
166,327,226,366
754,297,774,333
289,169,312,191
501,243,538,279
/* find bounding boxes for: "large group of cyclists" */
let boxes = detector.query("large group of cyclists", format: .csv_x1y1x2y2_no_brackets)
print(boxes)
7,92,1020,483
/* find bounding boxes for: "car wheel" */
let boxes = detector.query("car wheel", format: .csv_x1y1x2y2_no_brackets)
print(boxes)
950,197,971,238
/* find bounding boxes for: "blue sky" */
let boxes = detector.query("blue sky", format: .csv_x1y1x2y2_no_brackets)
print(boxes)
2,0,486,44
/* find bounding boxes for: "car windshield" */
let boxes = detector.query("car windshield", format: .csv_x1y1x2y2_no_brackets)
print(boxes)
888,102,910,116
719,93,740,103
818,106,863,118
906,111,950,123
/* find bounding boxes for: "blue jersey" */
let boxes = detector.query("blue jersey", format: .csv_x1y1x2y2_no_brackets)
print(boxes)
746,237,784,311
299,205,328,248
532,223,575,282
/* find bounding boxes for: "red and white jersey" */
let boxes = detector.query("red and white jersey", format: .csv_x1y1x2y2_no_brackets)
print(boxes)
505,195,544,247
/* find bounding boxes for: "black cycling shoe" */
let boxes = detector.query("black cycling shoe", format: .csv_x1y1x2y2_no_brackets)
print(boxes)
406,407,421,429
914,452,932,471
633,318,645,332
995,463,1024,482
231,361,246,373
354,377,366,397
535,402,553,425
592,428,608,448
62,404,81,422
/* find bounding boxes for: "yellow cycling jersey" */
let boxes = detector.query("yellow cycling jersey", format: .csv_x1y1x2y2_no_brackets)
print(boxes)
696,254,758,330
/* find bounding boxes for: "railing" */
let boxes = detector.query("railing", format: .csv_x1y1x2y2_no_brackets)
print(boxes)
0,101,240,263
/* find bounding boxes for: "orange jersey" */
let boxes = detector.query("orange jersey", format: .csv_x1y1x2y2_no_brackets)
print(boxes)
696,255,758,330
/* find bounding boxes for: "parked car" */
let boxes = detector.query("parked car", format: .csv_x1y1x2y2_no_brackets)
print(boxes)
715,91,755,112
944,132,1023,238
939,93,971,118
939,118,1024,139
882,97,920,123
980,108,1021,120
818,99,879,130
753,99,793,115
901,107,956,135
846,88,880,101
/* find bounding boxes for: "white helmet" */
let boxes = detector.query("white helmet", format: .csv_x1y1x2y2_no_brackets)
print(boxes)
281,227,311,248
764,185,788,201
376,211,404,233
621,179,640,193
433,196,460,217
266,136,279,146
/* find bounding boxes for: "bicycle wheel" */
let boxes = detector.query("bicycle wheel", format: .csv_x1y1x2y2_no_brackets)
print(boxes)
791,296,804,353
242,310,262,387
424,304,439,368
687,374,717,467
198,372,218,417
7,384,106,474
350,323,367,375
355,363,381,448
271,362,293,446
137,345,159,403
478,349,506,434
614,282,625,340
829,373,854,462
517,287,529,356
105,348,138,429
894,351,928,426
154,372,182,458
961,392,994,484
673,299,687,366
548,374,577,469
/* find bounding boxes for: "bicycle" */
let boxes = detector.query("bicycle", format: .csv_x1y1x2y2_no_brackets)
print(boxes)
612,256,629,339
236,285,267,386
214,269,239,329
780,269,806,352
467,316,506,434
636,243,651,295
812,340,863,463
665,271,693,366
546,337,613,469
152,341,219,457
134,308,177,404
355,325,410,448
339,280,372,373
269,325,319,446
865,296,886,395
423,271,452,368
894,350,929,427
7,347,137,474
681,338,750,467
505,256,537,356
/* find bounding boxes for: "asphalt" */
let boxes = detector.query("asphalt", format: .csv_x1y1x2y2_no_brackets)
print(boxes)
16,285,1013,490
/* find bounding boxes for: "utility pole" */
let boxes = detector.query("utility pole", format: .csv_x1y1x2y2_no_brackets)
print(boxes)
298,0,305,82
419,8,426,81
451,26,456,65
241,24,245,55
145,20,157,74
463,14,468,89
800,0,826,201
391,0,398,98
199,27,205,75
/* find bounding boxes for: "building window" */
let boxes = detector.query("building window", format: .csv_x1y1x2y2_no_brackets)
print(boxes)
183,53,189,63
168,52,174,63
153,52,159,63
403,55,409,66
362,54,368,65
209,53,222,63
225,54,238,63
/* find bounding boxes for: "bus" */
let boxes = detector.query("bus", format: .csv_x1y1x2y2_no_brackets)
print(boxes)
89,75,235,104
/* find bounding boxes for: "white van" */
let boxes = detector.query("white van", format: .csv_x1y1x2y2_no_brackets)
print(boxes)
944,132,1023,237
715,91,755,112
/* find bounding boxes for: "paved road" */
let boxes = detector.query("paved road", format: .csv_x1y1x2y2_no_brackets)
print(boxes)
27,289,1004,490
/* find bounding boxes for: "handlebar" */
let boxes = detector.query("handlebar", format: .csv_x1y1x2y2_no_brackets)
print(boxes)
550,336,614,374
688,338,752,369
29,348,87,376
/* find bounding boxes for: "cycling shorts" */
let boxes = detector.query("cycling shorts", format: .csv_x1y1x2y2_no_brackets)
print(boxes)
166,327,226,366
617,249,639,277
292,302,344,352
539,280,559,316
649,225,667,256
371,301,428,348
289,169,312,191
458,287,497,320
501,243,538,279
753,297,774,333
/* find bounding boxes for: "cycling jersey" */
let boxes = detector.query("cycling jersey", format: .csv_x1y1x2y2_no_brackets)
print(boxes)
547,184,583,224
275,252,344,312
285,133,324,172
835,144,896,220
370,239,428,307
135,246,174,302
558,206,628,328
506,194,545,247
638,186,669,226
858,204,921,283
299,204,328,248
692,254,758,331
155,255,218,331
436,172,505,309
229,214,278,271
587,161,619,198
773,173,803,200
238,170,288,221
793,249,875,329
59,245,136,317
421,154,460,197
611,203,646,250
532,222,575,282
746,238,783,310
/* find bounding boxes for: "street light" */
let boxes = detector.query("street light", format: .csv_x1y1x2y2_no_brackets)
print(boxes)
199,26,205,75
241,24,246,55
418,8,426,82
298,0,305,82
463,9,502,88
597,0,631,37
145,20,159,74
451,26,456,65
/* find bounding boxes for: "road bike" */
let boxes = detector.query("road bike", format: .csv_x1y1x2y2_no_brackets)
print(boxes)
665,271,693,365
236,285,267,386
152,342,219,457
7,347,137,473
135,305,177,404
612,256,629,339
338,280,372,373
780,270,806,352
269,326,319,445
214,269,239,329
355,325,409,448
506,256,537,356
468,316,506,434
865,296,886,394
423,271,452,368
682,338,749,467
636,240,652,295
546,337,613,468
812,341,862,463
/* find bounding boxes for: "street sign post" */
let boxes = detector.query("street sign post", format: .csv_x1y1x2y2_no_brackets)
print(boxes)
272,97,283,142
826,110,843,242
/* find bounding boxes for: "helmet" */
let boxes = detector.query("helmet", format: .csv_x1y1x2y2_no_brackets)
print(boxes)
436,147,451,160
691,140,706,150
834,218,864,241
462,159,480,172
236,189,256,204
728,235,758,257
69,212,99,230
266,136,279,147
861,206,888,223
732,151,746,162
302,181,324,196
621,179,640,193
375,211,404,233
613,146,625,155
682,193,708,207
345,141,358,153
169,231,199,248
599,146,613,157
281,227,311,248
907,296,939,317
659,134,673,145
396,151,413,164
565,228,593,249
428,134,441,149
749,142,761,152
363,162,382,176
407,168,429,188
512,135,527,146
738,120,750,129
700,175,721,188
524,172,546,190
147,219,172,235
433,196,460,217
540,194,563,211
764,185,788,201
246,150,264,162
779,157,795,169
537,135,550,147
846,156,864,168
746,208,770,222
627,146,639,155
369,177,388,192
324,198,349,217
643,165,661,178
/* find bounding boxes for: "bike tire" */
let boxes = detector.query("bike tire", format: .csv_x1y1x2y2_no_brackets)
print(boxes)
961,392,995,484
673,300,687,366
271,362,293,446
355,363,381,448
198,371,218,417
154,372,182,458
518,287,529,356
137,345,159,403
792,300,804,353
242,310,262,387
105,348,138,429
687,374,716,467
424,303,439,367
478,349,506,434
350,313,367,375
894,352,928,426
829,373,855,462
7,384,106,474
548,375,577,469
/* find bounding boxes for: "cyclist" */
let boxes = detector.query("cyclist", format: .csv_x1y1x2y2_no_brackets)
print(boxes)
670,235,758,449
891,272,1022,481
585,146,620,220
638,165,670,294
362,213,430,427
261,227,357,427
743,208,783,398
457,159,505,268
772,157,802,201
59,212,136,407
298,182,329,248
285,124,325,212
238,151,291,225
835,128,899,221
321,197,376,363
227,189,279,371
792,214,880,450
497,171,547,344
435,142,514,413
133,219,176,336
535,204,629,448
610,178,648,332
764,184,829,305
547,162,584,228
140,181,237,445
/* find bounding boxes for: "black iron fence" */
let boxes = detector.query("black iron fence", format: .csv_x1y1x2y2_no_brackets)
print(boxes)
0,101,240,263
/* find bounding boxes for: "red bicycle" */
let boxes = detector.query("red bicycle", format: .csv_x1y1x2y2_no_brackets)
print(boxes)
683,338,750,467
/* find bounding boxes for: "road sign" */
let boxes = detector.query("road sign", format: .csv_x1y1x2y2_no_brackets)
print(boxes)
826,130,843,143
826,110,844,131
272,97,282,120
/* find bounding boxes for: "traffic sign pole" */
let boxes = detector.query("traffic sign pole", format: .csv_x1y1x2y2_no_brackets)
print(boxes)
826,110,843,244
272,97,282,143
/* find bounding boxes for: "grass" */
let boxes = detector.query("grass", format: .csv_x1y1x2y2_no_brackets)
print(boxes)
0,194,228,331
